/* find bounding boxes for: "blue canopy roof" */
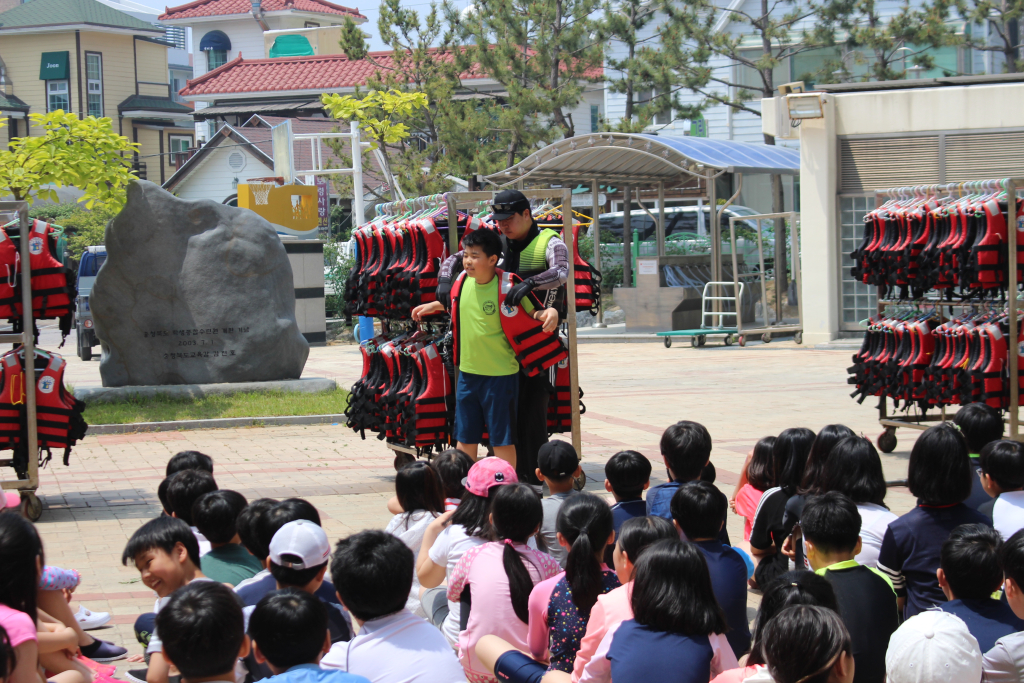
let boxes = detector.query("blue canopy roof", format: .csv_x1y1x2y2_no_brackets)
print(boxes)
485,133,800,186
199,30,231,52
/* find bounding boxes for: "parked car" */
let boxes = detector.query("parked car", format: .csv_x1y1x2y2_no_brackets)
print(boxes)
76,246,106,361
596,204,771,243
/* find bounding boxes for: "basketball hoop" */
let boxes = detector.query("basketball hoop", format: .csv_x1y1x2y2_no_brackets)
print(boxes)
245,177,284,207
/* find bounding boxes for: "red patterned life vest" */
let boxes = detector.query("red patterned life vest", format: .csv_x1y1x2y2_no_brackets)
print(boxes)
561,222,602,316
27,221,71,319
0,227,20,318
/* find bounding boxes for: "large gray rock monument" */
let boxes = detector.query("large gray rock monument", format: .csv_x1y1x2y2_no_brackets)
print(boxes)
93,181,310,387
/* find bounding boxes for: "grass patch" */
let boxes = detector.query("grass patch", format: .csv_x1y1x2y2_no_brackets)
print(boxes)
83,388,349,425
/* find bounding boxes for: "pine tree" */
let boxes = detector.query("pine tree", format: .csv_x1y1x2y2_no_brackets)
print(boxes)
956,0,1022,73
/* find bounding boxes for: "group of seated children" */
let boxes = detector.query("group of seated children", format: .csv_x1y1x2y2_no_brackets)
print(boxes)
6,403,1024,683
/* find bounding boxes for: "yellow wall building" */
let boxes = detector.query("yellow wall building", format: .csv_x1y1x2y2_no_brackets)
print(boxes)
0,0,196,185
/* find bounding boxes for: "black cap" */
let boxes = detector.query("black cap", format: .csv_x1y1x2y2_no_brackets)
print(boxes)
538,440,579,478
491,189,531,220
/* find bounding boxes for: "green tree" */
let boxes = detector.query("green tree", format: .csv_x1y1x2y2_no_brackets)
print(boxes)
956,0,1021,72
0,111,137,208
61,206,117,262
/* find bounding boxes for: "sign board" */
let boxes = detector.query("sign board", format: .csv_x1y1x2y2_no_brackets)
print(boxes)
637,259,658,275
316,179,330,237
237,183,320,238
571,193,607,208
690,115,708,138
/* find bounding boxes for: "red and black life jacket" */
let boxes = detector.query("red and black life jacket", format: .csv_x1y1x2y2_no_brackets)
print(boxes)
450,269,567,377
27,221,72,319
0,227,20,319
561,222,602,316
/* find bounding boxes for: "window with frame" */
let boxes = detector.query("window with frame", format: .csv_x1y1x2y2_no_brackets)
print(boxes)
169,135,192,166
86,53,102,117
304,21,320,27
635,89,671,126
47,80,69,112
207,50,227,70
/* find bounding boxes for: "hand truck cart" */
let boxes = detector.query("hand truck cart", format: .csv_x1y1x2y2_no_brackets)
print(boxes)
656,281,743,348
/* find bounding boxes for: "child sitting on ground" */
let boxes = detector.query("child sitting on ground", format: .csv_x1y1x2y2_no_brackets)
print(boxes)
158,450,214,517
937,523,1024,652
953,402,1005,513
730,436,775,547
322,530,466,683
977,440,1024,538
877,423,992,618
604,450,651,540
234,498,279,590
383,461,444,616
671,481,750,658
535,441,582,567
983,528,1024,677
431,449,474,511
411,228,559,468
802,491,898,683
885,610,982,683
250,590,370,683
755,605,855,683
165,469,218,556
121,516,208,683
448,483,561,682
193,490,263,586
152,582,248,683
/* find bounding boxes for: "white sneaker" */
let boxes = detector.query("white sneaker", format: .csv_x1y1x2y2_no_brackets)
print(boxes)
74,605,111,630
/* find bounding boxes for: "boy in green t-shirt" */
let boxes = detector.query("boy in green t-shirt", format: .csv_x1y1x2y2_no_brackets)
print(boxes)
413,228,557,469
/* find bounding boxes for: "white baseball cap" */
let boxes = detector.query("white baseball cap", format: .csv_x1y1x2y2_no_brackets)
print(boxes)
885,610,982,683
268,520,330,569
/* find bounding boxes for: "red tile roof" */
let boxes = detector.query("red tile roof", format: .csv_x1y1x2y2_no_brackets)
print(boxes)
179,51,602,98
159,0,364,21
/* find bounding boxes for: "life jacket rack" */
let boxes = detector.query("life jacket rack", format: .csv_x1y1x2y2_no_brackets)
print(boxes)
343,191,585,480
850,178,1024,454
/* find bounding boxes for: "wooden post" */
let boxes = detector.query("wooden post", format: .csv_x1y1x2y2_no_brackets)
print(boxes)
563,188,582,457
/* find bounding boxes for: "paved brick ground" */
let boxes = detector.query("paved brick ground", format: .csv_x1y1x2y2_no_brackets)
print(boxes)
14,338,923,672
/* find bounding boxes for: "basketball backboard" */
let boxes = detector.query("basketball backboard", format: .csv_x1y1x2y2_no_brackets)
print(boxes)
271,120,295,185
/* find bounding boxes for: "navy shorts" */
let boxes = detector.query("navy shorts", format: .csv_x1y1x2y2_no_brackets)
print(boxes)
494,651,547,683
455,371,518,447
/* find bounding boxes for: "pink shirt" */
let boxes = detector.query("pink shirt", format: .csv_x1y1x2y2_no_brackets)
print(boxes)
710,665,766,683
734,484,765,541
0,604,36,648
448,541,561,682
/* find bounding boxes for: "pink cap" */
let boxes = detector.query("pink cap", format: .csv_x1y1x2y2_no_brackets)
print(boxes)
462,457,518,497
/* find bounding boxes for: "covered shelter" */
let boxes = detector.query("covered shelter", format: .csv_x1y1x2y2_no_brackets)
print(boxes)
483,133,800,333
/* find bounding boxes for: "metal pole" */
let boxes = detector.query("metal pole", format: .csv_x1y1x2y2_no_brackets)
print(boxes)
350,121,365,227
657,182,666,257
756,218,770,325
564,188,582,458
622,186,633,288
709,174,719,319
1010,179,1019,439
790,212,803,331
445,192,459,258
18,209,37,486
591,179,605,328
729,217,741,335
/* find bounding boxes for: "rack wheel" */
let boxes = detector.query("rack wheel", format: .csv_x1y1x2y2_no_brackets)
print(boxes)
877,429,897,454
762,333,772,344
724,335,734,346
393,452,415,471
663,337,672,348
690,336,699,348
572,470,587,491
697,335,707,347
21,492,41,521
794,331,803,345
738,335,746,347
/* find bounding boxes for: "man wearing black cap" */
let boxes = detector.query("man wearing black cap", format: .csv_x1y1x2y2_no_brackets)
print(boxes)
436,189,570,487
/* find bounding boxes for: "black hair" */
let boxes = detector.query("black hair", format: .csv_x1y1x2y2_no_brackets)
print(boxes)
979,440,1024,491
236,498,279,561
659,420,713,481
557,493,614,616
462,227,502,258
122,515,200,568
0,624,14,681
249,589,328,669
799,424,856,495
746,436,777,491
773,428,817,495
815,436,888,506
759,605,851,683
630,539,728,635
941,523,1003,600
0,514,42,620
908,423,973,505
604,450,653,500
396,461,445,519
155,581,244,680
166,451,214,476
700,462,716,484
449,489,494,538
258,498,322,558
269,553,328,589
330,530,413,621
801,492,861,555
430,449,474,500
616,515,678,563
999,528,1024,588
747,571,839,667
166,469,218,526
490,483,544,623
953,403,1004,453
670,481,727,540
158,478,172,515
192,490,248,545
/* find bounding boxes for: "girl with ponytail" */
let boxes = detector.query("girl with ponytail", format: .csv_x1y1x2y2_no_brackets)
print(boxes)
526,493,619,672
447,484,561,683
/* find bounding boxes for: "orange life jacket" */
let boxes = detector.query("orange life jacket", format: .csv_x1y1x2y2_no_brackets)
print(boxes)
26,221,71,319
